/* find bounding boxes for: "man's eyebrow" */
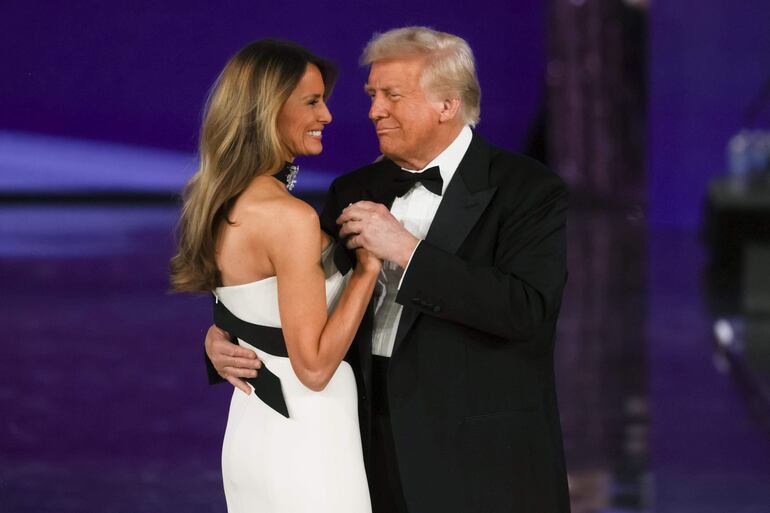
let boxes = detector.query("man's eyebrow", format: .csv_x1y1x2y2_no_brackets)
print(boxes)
302,93,322,100
363,85,393,93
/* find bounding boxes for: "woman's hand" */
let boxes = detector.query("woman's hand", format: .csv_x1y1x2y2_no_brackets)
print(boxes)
355,247,381,275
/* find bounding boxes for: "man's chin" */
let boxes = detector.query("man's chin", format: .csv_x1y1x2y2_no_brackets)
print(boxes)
377,140,397,158
378,149,397,163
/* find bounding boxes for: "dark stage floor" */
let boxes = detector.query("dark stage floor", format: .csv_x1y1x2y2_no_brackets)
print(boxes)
1,203,769,512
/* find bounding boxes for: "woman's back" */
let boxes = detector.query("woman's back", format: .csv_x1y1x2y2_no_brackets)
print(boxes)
216,175,329,287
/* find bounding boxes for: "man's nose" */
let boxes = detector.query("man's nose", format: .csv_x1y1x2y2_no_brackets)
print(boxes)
369,97,387,120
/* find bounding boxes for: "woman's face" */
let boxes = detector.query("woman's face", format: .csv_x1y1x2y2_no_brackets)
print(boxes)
277,63,332,160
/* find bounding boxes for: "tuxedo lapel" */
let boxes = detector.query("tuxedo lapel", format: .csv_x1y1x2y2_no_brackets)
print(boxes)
422,155,497,255
392,132,498,355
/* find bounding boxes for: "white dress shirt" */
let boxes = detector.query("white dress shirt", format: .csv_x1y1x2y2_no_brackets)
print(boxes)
371,126,473,357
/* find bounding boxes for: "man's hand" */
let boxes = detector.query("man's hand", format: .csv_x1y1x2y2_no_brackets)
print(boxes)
337,201,419,268
205,324,262,395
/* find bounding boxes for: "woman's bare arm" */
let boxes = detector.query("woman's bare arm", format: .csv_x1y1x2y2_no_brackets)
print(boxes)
265,200,379,391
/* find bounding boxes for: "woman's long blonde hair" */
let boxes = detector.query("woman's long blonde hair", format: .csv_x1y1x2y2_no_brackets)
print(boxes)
170,40,336,292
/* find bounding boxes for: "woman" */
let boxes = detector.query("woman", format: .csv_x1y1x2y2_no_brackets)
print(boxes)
170,40,377,513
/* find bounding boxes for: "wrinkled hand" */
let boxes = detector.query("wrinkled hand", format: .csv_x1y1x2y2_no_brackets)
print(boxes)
337,201,419,268
205,324,262,395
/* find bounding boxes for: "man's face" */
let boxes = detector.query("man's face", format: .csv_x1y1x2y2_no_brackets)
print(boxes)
365,57,443,169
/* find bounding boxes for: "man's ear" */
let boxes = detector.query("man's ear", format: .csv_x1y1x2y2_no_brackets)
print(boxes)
438,97,461,123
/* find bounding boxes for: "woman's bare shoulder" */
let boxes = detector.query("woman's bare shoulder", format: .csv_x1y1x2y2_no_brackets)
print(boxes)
236,178,320,239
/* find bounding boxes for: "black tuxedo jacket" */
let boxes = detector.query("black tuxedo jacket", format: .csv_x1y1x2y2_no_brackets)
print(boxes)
319,131,570,513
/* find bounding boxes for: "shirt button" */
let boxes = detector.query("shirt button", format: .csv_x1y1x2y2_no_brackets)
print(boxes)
432,305,441,313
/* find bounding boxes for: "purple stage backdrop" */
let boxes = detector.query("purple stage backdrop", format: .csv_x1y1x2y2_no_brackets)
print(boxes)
4,1,770,227
1,0,545,177
648,0,770,227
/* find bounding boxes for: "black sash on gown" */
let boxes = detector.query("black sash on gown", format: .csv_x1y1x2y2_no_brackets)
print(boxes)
213,298,290,418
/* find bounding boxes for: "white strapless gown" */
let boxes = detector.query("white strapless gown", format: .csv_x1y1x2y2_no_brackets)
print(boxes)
214,247,371,513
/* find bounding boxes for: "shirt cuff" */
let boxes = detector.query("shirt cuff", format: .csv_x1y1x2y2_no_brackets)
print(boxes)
397,240,421,289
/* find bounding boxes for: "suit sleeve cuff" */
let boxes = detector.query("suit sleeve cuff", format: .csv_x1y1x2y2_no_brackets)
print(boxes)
206,351,225,385
397,240,422,289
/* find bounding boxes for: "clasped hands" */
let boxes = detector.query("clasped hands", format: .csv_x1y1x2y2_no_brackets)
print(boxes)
337,201,419,269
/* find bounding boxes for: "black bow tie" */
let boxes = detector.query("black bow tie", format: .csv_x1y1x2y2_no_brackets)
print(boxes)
390,166,443,197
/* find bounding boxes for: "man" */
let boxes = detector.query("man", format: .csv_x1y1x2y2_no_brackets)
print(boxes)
206,27,570,513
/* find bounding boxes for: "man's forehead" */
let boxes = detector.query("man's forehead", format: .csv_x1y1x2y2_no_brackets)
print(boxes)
366,57,424,86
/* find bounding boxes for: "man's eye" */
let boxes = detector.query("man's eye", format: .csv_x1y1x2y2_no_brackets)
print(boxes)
308,99,319,106
389,93,401,100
